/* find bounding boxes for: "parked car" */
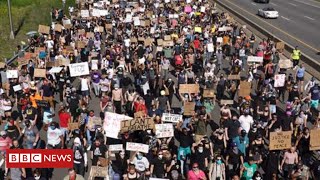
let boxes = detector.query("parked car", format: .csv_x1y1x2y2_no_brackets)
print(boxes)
258,7,279,19
254,0,270,3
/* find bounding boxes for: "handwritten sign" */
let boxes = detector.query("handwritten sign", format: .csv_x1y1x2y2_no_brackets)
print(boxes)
184,102,195,116
81,10,90,18
161,113,182,123
121,118,154,133
68,122,79,131
274,74,286,87
98,157,108,167
247,56,263,63
90,166,107,178
38,25,50,34
203,89,215,98
279,59,293,69
103,112,133,139
269,131,292,150
310,129,320,150
69,62,90,77
49,67,63,74
220,99,234,105
109,144,123,151
228,75,241,80
238,81,251,97
126,142,149,153
179,84,200,94
155,124,174,138
194,27,202,33
13,85,22,92
34,68,46,78
6,70,18,79
88,117,102,128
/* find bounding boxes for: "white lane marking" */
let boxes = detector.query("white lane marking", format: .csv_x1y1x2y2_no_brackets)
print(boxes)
304,15,315,20
281,16,291,21
291,0,320,9
270,2,278,6
288,2,297,6
251,2,257,6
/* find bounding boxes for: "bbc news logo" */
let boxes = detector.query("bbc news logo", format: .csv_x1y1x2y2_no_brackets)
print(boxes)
6,149,73,168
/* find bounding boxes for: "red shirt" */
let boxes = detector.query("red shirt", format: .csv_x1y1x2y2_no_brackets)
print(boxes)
59,112,71,128
134,102,148,114
193,40,200,49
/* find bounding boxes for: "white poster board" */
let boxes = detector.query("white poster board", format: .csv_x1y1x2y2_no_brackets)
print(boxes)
81,10,90,18
247,56,263,63
161,113,182,123
13,85,22,92
69,62,90,77
126,142,149,153
103,112,132,139
91,60,98,70
216,37,223,43
207,43,214,52
109,144,123,151
49,67,63,74
155,124,174,138
6,70,18,79
274,74,286,87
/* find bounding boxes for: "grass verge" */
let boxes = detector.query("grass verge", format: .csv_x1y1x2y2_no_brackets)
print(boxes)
0,0,75,62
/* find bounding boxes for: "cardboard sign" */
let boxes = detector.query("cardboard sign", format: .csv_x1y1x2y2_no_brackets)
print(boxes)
98,157,108,167
0,62,6,68
6,70,18,79
228,75,240,80
279,59,293,69
88,117,102,128
269,131,292,150
276,41,285,51
157,39,163,46
38,25,50,34
76,41,86,49
220,99,234,105
164,35,171,41
184,102,195,116
238,81,251,97
103,112,133,139
126,142,149,153
62,19,71,26
274,74,286,87
203,89,215,98
144,38,153,46
105,24,112,30
68,122,79,131
310,129,320,150
78,29,86,35
54,24,63,32
90,166,107,178
121,118,154,133
163,41,174,47
108,144,123,151
247,56,263,63
155,124,174,138
46,61,59,68
58,58,70,66
161,113,182,123
134,111,145,118
86,32,95,38
179,84,200,94
13,85,22,92
69,62,90,77
34,68,46,78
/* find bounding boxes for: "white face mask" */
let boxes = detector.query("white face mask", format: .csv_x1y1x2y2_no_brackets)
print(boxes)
198,148,203,153
255,177,261,180
34,175,40,180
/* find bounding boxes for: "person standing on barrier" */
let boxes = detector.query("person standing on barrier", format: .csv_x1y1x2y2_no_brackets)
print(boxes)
291,46,301,69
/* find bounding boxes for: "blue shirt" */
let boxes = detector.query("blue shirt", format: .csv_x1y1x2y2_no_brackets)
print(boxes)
233,135,249,155
297,67,305,78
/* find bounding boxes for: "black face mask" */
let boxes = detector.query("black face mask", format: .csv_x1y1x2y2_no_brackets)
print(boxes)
25,123,31,128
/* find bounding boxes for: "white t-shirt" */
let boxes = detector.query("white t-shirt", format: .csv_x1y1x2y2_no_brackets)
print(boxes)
81,78,89,91
239,115,253,133
132,157,150,172
45,40,54,49
47,128,62,145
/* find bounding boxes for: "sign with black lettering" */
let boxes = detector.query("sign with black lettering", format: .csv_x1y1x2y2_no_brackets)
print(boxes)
269,131,292,150
69,62,90,77
36,100,49,108
120,118,154,133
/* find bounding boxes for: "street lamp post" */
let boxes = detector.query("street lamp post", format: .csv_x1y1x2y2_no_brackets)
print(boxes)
7,0,15,39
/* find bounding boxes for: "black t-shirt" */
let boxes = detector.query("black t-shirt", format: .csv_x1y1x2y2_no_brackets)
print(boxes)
25,107,37,120
267,120,282,132
176,131,194,148
151,158,165,177
191,149,209,170
73,145,86,163
223,119,241,139
90,144,108,165
281,117,293,131
69,94,80,109
227,149,243,165
312,160,320,177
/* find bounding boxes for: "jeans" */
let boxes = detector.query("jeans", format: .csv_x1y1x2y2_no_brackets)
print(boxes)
60,127,69,142
161,69,169,80
74,163,85,177
92,82,100,96
86,129,95,146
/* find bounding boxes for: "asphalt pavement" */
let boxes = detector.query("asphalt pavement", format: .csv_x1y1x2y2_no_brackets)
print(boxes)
218,0,320,62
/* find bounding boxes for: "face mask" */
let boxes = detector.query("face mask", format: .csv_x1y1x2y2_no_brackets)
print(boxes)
137,154,143,160
198,148,203,153
25,123,30,128
97,128,102,131
216,159,222,165
158,155,163,159
255,177,261,180
50,126,56,130
34,175,40,180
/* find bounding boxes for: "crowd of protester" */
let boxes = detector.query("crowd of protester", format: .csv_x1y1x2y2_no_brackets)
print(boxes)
0,0,320,179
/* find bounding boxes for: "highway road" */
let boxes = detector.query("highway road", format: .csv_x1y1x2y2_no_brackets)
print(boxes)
218,0,320,62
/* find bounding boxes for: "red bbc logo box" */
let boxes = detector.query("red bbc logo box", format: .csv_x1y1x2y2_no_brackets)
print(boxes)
6,149,73,168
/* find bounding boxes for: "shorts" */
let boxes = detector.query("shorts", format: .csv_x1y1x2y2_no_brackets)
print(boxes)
82,90,89,96
178,146,191,160
296,76,304,81
310,100,319,109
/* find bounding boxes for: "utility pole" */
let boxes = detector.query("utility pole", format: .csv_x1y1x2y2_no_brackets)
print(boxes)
7,0,15,39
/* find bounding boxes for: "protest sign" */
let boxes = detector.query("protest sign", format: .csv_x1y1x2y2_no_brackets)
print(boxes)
269,131,292,150
228,75,240,80
279,59,293,69
238,81,251,97
88,117,102,128
36,100,49,108
98,157,108,167
217,37,223,43
49,67,63,74
179,84,200,94
34,68,46,78
310,129,320,150
134,111,145,118
207,43,214,52
0,62,5,69
155,124,174,138
58,58,70,66
194,27,202,33
68,122,79,131
6,70,18,79
184,102,195,116
54,24,63,32
103,112,133,139
274,74,286,87
163,41,174,47
164,35,171,41
203,89,215,98
220,100,234,105
218,26,233,32
69,62,90,77
62,19,71,26
38,25,50,34
81,10,90,17
247,56,263,63
91,60,98,70
276,41,285,52
108,144,123,151
120,118,154,133
126,142,149,153
161,113,182,123
13,85,22,92
76,41,86,48
89,166,107,178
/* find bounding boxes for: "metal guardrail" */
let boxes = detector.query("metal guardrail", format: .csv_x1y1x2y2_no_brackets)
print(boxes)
5,44,31,66
216,0,320,79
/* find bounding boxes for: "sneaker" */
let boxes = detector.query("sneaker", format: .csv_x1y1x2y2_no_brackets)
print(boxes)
87,145,91,151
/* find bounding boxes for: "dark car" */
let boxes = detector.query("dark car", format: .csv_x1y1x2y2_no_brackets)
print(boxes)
254,0,270,3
